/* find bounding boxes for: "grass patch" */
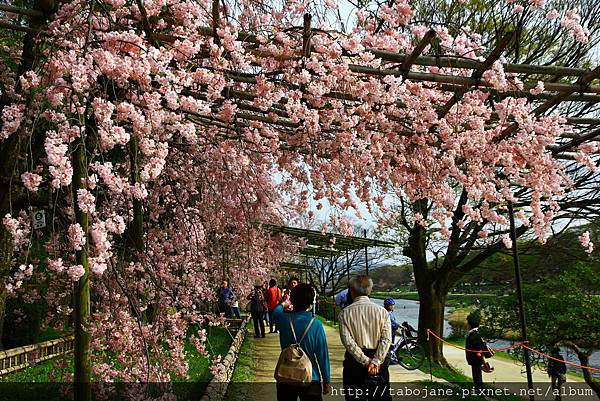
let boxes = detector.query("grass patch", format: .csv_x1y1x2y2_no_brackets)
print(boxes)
0,327,233,387
0,354,71,382
231,323,256,383
315,314,337,328
37,327,63,343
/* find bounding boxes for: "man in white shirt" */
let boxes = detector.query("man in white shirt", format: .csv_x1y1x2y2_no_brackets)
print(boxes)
338,275,392,401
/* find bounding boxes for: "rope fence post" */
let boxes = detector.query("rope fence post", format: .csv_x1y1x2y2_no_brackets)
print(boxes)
427,330,433,381
333,295,337,325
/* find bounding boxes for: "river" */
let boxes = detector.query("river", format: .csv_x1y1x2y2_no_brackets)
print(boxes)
372,298,599,377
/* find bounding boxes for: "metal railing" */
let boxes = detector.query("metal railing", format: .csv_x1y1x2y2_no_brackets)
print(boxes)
0,335,74,376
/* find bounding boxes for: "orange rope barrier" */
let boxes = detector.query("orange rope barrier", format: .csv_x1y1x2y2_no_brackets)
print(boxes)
426,329,527,352
316,298,337,305
522,345,600,372
426,329,600,372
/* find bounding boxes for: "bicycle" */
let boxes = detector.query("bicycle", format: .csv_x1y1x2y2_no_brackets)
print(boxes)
389,326,426,370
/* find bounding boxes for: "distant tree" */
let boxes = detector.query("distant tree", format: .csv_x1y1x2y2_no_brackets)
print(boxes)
306,245,386,296
483,264,600,398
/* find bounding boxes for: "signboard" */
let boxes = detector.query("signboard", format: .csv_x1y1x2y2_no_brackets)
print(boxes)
32,209,46,230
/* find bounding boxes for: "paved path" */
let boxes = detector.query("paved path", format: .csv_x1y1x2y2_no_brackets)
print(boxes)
443,344,590,401
240,324,590,401
245,322,444,400
443,344,584,383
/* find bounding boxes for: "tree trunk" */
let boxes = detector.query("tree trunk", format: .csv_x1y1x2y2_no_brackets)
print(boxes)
415,274,448,365
0,229,12,350
407,201,450,366
72,131,91,401
569,346,600,399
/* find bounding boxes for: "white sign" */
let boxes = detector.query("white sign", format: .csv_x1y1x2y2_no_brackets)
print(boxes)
32,210,46,229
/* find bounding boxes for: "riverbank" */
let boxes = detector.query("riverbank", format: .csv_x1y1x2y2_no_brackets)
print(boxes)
371,291,498,307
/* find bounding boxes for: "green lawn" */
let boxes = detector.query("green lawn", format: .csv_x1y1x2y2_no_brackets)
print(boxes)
227,322,257,401
0,327,233,386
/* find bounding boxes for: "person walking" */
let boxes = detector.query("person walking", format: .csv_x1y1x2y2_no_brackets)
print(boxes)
281,277,300,311
265,279,282,333
273,283,331,400
217,279,233,318
338,275,392,401
335,285,353,309
262,281,271,327
548,347,567,401
248,281,267,338
230,288,241,319
383,298,400,344
465,313,493,390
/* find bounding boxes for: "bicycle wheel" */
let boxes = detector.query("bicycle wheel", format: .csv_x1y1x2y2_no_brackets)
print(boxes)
396,341,425,370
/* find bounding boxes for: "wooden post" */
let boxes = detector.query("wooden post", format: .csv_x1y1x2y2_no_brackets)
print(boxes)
72,119,91,401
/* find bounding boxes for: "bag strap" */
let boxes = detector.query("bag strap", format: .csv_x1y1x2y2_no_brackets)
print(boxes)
288,315,315,345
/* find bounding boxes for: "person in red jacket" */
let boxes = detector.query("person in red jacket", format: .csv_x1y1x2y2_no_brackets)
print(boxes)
265,279,282,333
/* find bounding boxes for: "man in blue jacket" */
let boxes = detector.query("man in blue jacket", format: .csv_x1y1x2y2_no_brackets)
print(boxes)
274,283,331,400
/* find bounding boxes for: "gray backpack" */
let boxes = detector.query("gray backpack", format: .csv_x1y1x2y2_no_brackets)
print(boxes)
274,316,315,385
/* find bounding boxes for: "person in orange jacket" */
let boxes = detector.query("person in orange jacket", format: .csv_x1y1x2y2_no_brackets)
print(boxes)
265,278,282,333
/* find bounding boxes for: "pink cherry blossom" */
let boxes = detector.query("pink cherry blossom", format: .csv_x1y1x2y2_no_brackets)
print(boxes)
68,265,85,281
77,189,96,214
579,231,594,254
501,234,513,249
21,172,43,192
68,223,86,251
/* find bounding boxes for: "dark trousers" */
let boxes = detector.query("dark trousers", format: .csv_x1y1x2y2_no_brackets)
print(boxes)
251,311,265,337
343,349,392,401
269,309,278,332
551,375,565,401
218,303,232,318
232,307,241,319
471,364,483,389
277,382,322,401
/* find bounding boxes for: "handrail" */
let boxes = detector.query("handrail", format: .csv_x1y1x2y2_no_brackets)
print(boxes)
0,335,75,376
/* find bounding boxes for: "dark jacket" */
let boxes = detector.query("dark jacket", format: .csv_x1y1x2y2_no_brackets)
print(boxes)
548,356,567,377
248,288,267,313
465,328,493,366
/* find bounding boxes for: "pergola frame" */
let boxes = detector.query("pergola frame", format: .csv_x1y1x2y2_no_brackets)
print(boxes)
267,224,393,277
2,4,600,399
1,4,600,152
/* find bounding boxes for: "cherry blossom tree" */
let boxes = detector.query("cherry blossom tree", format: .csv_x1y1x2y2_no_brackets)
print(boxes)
0,0,597,394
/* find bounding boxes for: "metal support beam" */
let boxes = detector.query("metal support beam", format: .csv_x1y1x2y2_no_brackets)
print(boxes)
507,202,535,401
364,229,369,276
346,249,350,281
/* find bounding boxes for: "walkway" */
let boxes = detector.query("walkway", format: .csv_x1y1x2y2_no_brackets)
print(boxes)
246,321,442,400
241,322,590,401
443,344,584,382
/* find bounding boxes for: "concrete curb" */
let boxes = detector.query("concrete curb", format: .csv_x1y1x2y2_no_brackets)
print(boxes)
200,316,250,401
